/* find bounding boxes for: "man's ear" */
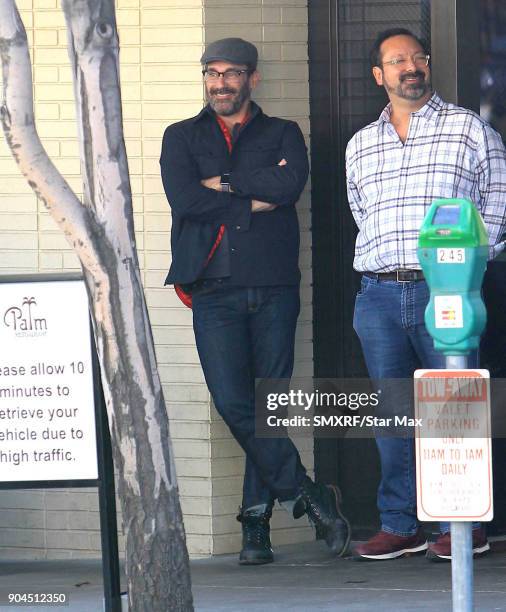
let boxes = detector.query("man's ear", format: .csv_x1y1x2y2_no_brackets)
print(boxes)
372,66,383,86
249,70,261,90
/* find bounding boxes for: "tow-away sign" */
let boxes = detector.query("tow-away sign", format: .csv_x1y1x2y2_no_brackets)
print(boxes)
415,369,493,522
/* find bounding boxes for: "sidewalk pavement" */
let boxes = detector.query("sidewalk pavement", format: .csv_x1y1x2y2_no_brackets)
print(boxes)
1,539,506,611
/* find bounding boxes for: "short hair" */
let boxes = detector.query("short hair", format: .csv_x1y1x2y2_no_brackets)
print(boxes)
370,28,429,68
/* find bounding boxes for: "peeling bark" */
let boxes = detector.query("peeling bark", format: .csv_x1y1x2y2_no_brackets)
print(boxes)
0,1,193,610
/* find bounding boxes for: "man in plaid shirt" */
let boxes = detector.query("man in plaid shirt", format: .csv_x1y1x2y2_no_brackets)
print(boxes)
346,28,506,561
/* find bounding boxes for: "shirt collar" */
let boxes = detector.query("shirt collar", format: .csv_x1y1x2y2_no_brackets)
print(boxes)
192,100,262,123
378,91,443,124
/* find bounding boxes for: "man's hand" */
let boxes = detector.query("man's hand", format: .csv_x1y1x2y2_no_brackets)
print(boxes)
201,176,222,191
252,200,278,212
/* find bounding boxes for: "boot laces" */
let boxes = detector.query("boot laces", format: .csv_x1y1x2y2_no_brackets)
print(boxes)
241,515,269,545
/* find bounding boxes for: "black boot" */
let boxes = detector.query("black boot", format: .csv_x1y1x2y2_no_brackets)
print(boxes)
293,477,351,556
237,506,274,565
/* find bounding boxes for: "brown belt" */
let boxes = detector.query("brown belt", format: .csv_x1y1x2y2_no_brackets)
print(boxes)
363,270,425,282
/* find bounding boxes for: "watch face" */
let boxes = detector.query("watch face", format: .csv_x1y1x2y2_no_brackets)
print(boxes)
221,174,231,192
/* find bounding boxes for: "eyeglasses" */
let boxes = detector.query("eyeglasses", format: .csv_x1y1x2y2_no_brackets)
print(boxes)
202,69,252,82
381,54,430,68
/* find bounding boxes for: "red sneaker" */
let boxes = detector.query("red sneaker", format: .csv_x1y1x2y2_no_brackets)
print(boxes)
353,529,428,560
426,528,490,562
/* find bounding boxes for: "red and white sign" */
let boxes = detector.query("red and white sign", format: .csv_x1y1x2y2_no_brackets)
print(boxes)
415,369,493,522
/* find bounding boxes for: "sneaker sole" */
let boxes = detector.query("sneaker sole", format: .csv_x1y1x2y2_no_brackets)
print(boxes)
326,484,352,557
426,541,490,562
355,541,428,561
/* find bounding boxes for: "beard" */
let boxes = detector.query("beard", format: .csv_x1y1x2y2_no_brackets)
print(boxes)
206,80,251,116
385,70,432,101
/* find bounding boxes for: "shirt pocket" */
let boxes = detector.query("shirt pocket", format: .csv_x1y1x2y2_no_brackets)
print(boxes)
191,148,226,178
236,143,281,169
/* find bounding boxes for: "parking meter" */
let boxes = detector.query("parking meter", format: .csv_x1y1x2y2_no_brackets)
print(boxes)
417,198,488,356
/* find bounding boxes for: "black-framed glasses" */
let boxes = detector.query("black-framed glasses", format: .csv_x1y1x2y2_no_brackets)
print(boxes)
202,69,252,82
382,54,430,68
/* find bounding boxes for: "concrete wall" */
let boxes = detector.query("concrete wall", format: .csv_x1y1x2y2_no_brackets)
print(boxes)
0,0,312,559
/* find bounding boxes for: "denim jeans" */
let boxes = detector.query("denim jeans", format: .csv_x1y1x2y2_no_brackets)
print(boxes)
353,276,478,536
192,283,306,509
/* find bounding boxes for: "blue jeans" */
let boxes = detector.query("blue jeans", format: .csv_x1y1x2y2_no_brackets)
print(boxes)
353,276,478,536
192,283,306,509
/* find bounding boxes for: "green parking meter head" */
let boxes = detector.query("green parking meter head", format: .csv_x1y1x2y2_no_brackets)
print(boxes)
419,198,488,248
418,198,488,356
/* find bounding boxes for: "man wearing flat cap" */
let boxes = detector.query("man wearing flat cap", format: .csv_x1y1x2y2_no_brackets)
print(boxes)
160,38,350,565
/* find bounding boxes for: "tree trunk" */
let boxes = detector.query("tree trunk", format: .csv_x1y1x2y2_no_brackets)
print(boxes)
0,1,193,610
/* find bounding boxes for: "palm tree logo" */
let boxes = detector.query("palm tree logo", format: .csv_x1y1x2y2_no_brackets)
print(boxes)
22,297,36,329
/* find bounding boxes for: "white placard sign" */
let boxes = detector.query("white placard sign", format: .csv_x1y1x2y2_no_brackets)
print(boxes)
415,369,493,522
0,278,98,482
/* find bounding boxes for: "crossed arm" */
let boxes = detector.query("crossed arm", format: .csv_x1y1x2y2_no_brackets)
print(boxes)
160,120,308,225
200,159,287,212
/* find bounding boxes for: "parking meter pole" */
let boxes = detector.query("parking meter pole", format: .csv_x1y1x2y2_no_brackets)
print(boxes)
446,354,473,612
445,356,467,370
451,522,473,612
419,199,490,612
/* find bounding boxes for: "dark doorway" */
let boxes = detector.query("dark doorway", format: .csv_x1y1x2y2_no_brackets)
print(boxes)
309,0,506,536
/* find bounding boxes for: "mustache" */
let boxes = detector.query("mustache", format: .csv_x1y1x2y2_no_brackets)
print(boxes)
209,87,237,96
400,71,425,82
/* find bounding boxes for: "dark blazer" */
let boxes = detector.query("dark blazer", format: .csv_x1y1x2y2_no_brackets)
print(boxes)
160,102,309,286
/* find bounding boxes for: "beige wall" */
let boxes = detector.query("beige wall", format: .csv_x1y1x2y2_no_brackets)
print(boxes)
0,0,312,559
204,0,313,554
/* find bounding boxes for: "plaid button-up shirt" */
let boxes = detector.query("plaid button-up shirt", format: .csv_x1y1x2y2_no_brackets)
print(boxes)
346,92,506,272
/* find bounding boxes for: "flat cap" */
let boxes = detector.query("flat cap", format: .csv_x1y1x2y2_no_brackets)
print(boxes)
201,38,258,69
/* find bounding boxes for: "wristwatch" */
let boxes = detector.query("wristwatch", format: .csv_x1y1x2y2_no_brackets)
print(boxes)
220,173,232,193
